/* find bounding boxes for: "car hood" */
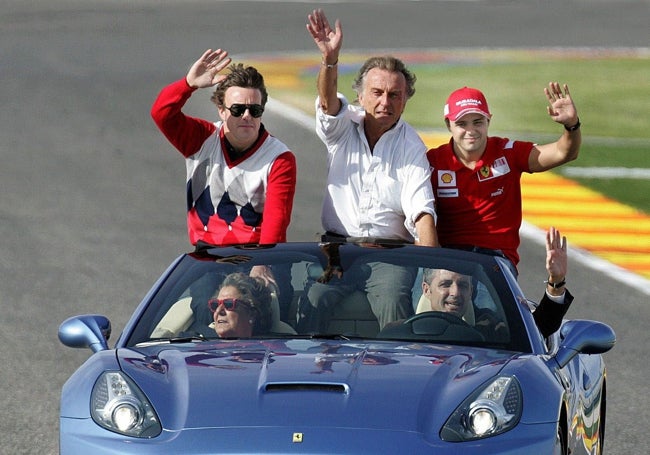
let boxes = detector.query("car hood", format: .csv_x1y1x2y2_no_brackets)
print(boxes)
118,339,516,432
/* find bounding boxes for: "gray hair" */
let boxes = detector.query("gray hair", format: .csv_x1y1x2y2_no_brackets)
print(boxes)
422,268,438,286
423,268,472,283
352,56,417,99
219,272,272,334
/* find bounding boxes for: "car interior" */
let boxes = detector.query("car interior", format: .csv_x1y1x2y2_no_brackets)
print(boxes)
131,245,527,351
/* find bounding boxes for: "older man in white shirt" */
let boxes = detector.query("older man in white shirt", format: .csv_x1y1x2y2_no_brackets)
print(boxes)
300,9,438,331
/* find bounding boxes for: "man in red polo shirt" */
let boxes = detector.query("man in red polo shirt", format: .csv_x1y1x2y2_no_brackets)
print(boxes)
427,83,581,272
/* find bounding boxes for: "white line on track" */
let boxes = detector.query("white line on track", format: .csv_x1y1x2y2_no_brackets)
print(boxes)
560,167,650,179
520,222,650,296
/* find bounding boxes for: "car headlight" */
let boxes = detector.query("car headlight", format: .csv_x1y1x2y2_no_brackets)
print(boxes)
91,371,162,438
440,376,522,442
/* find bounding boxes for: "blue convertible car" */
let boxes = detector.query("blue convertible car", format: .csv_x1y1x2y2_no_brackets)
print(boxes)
59,241,615,454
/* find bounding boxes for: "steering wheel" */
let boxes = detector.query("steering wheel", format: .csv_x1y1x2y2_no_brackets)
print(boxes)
400,311,484,341
404,310,469,326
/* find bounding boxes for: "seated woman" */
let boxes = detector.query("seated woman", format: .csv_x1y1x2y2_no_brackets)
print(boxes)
209,272,273,338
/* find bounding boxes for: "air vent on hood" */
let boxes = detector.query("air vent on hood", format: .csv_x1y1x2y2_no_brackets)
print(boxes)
264,383,349,394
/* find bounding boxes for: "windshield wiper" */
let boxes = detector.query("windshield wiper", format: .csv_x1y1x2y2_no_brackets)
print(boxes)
136,334,216,347
299,333,356,341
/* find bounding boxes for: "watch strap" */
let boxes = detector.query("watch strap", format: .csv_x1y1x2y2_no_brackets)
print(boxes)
564,118,581,132
545,278,566,289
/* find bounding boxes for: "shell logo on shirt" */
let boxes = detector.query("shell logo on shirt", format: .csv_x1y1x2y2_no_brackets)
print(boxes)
436,170,459,198
438,170,456,187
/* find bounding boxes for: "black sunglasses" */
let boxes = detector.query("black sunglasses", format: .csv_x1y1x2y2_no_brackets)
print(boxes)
224,103,264,118
207,298,252,313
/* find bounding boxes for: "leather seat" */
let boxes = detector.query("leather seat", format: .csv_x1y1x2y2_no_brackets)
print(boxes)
326,291,380,338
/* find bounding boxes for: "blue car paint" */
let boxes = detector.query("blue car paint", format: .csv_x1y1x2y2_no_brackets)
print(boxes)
59,242,615,454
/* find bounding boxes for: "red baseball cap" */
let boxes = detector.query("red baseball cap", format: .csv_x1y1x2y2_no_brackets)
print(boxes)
444,87,491,121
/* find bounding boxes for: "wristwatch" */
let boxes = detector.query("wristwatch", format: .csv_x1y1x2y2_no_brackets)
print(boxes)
564,118,581,132
545,277,566,289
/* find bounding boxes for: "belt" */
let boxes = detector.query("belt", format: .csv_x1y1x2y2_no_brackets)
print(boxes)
321,231,411,246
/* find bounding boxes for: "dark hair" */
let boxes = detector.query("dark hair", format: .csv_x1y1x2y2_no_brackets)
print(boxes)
210,63,268,108
219,272,273,334
352,56,417,99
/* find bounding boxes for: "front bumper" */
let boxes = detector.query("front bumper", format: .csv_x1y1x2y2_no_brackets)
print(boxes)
61,417,558,454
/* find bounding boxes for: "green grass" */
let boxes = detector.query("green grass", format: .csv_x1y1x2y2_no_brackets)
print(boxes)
271,52,650,214
400,58,650,139
562,142,649,211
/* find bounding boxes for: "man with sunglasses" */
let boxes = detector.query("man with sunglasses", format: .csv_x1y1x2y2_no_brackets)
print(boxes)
151,48,297,248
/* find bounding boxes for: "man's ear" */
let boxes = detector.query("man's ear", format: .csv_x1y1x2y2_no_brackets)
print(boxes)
217,106,227,122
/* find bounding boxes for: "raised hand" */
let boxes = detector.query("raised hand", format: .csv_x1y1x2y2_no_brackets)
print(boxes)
306,9,342,63
545,226,567,283
186,48,232,89
544,82,579,128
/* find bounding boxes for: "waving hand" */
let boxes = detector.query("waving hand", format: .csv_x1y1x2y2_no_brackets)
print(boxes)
544,82,579,127
306,9,342,63
186,48,232,89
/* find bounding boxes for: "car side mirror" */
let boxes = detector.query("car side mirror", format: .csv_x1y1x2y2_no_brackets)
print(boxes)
552,320,616,369
58,314,112,353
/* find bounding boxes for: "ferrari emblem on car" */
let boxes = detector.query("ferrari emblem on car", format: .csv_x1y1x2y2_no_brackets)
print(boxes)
292,432,303,443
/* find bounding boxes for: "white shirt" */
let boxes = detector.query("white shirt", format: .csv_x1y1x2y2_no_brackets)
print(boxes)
315,95,436,242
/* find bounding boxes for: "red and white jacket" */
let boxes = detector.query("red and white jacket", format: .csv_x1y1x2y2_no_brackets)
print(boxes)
151,79,296,246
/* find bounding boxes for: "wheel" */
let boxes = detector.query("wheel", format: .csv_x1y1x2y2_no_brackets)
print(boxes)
402,311,485,342
404,310,473,327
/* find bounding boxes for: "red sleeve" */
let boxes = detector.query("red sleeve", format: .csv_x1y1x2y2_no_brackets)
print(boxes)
515,140,536,174
260,151,297,243
493,137,535,174
151,78,216,157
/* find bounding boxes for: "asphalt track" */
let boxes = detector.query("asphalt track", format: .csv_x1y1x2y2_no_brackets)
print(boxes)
1,1,648,453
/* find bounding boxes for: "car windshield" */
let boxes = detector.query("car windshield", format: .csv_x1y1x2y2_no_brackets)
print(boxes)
126,242,530,352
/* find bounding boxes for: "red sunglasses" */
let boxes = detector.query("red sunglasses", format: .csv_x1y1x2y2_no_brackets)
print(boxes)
207,298,252,313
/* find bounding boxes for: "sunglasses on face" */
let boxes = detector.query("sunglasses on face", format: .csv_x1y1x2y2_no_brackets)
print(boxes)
207,298,252,313
224,103,264,118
